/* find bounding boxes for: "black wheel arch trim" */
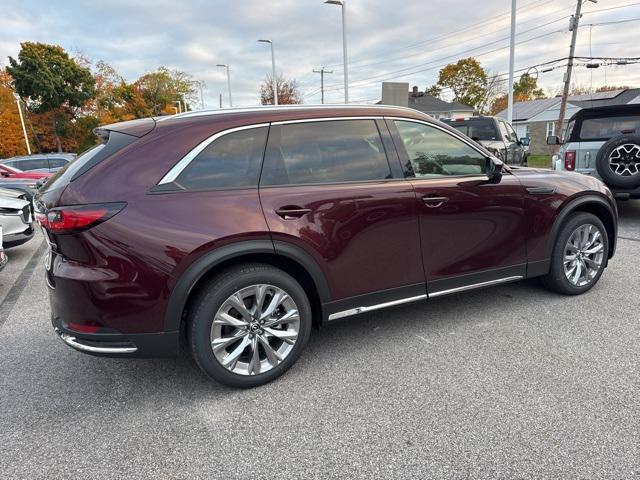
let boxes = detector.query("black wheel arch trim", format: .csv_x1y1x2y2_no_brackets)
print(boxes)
163,239,331,331
546,193,617,260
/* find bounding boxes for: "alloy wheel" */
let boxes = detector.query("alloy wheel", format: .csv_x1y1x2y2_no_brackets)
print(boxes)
210,284,300,376
608,144,640,176
563,224,605,287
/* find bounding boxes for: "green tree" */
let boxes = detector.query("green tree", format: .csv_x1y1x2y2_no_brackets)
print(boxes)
424,84,442,98
6,42,95,151
135,67,197,115
514,73,545,100
436,58,487,110
260,75,302,105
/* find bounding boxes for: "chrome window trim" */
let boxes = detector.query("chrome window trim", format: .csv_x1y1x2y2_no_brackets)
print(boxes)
157,123,269,185
428,276,523,298
328,294,427,321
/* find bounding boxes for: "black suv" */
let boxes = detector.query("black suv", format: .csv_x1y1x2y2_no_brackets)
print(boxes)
443,116,528,165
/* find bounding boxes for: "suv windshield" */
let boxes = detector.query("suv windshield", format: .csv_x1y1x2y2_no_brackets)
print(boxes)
447,120,499,141
579,116,640,140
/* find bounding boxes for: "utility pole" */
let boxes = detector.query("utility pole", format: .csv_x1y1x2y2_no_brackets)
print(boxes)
556,0,597,137
216,64,232,107
313,67,334,104
507,0,516,123
14,94,31,155
258,40,278,105
219,93,223,108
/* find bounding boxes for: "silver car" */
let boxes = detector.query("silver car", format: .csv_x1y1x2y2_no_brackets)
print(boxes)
1,153,75,173
548,104,640,200
0,187,34,248
0,225,7,271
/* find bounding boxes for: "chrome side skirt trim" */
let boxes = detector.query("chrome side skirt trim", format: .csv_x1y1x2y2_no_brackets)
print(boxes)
55,328,138,354
327,294,427,321
428,276,524,298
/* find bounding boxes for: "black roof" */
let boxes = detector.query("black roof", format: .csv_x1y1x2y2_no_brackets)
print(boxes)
569,103,640,121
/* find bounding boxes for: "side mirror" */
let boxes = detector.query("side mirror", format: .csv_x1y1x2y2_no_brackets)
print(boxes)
546,135,561,145
486,157,504,183
519,137,530,146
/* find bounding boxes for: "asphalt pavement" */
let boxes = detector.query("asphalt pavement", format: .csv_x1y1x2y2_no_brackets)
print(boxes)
1,201,639,479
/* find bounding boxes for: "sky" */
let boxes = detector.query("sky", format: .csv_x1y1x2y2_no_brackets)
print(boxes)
1,0,639,108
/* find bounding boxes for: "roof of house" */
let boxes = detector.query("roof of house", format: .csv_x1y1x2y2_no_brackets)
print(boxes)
496,88,640,122
408,94,474,113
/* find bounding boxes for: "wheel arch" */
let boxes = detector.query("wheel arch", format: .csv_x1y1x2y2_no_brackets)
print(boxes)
163,240,330,334
546,194,617,261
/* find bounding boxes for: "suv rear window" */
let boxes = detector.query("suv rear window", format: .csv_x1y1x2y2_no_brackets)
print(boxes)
446,119,499,141
261,120,391,186
579,116,640,140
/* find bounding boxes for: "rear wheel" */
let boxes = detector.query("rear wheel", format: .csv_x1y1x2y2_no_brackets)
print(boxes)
189,263,311,388
542,212,608,295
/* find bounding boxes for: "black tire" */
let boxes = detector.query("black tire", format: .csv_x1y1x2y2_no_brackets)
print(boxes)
595,134,640,189
542,212,608,295
189,263,312,388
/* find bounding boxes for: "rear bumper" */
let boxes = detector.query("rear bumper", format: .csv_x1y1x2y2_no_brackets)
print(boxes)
52,316,180,358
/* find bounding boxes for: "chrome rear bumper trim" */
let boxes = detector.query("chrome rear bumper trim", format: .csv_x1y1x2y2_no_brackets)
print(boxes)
55,328,138,354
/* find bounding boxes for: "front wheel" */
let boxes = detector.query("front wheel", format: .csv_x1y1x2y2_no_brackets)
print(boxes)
542,212,608,295
189,263,312,388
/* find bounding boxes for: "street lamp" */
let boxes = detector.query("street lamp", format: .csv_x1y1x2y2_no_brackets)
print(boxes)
258,39,278,105
325,0,349,104
216,64,233,107
13,93,31,155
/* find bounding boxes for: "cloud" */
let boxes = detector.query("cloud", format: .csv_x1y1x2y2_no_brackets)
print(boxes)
0,0,639,107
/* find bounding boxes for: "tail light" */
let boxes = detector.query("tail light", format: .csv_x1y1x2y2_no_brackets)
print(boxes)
38,202,126,234
564,150,576,171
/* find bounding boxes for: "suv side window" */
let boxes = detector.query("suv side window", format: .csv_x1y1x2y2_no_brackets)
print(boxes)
261,120,391,186
394,121,487,178
175,127,268,190
505,122,519,143
497,120,512,142
17,159,49,171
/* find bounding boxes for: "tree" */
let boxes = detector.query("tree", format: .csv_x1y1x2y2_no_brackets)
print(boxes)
424,84,442,98
436,58,488,110
6,42,95,152
0,72,32,157
135,67,197,116
513,73,545,99
595,85,630,93
260,75,302,105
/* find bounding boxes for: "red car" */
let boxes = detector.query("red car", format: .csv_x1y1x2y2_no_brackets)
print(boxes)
0,163,53,180
36,105,618,388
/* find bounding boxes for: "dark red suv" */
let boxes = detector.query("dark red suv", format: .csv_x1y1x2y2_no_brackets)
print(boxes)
36,105,618,387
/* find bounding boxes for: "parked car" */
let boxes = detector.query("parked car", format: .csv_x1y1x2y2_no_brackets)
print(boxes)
0,163,53,181
0,178,39,201
548,104,640,199
0,225,7,272
0,187,34,248
443,116,529,165
37,105,617,388
1,153,75,173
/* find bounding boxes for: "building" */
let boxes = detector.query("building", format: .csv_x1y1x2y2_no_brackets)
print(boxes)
496,88,640,155
379,82,474,120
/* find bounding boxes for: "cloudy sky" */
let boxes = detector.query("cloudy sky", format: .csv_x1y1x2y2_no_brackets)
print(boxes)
1,0,639,108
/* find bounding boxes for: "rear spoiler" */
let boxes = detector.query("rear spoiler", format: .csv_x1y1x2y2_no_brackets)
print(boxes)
94,117,156,140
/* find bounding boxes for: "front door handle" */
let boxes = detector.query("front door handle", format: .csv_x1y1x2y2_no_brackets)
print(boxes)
275,206,311,220
421,196,449,208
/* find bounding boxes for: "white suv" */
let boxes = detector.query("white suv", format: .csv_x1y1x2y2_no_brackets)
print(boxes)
548,104,640,200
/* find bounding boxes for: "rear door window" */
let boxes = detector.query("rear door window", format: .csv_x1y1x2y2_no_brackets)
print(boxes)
261,120,391,186
17,159,48,171
175,127,268,190
579,116,640,140
449,120,499,141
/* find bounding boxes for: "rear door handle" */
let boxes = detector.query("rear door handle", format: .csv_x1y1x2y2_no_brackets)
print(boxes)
421,196,449,208
275,206,311,220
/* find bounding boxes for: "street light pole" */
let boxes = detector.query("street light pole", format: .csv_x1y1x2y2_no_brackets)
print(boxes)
507,0,516,123
216,64,233,107
14,94,31,155
258,39,278,105
325,0,349,104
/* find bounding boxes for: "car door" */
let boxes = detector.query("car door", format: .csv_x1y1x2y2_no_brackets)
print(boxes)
387,119,527,296
259,118,425,313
